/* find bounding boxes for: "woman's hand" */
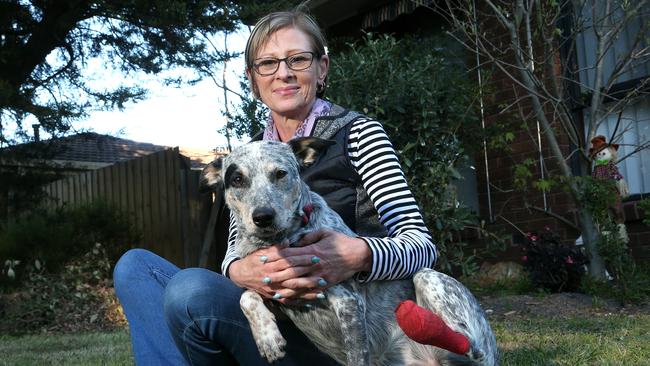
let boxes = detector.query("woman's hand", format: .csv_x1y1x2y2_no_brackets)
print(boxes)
229,230,372,304
228,244,324,302
274,229,372,301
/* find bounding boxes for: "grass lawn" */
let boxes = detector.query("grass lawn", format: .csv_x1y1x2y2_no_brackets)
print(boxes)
0,329,132,366
1,314,649,365
495,314,650,365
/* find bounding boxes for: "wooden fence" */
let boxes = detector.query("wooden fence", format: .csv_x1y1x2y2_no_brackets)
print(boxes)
42,148,217,268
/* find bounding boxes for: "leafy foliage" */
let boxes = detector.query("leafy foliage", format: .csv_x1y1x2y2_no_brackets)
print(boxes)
571,176,648,301
0,243,124,334
327,33,505,275
521,228,588,292
0,200,139,286
638,198,650,226
0,168,63,220
221,75,269,142
581,265,650,305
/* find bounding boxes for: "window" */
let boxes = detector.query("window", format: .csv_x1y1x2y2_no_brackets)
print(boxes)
575,1,650,194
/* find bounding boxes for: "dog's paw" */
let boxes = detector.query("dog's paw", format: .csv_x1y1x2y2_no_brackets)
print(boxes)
255,330,287,363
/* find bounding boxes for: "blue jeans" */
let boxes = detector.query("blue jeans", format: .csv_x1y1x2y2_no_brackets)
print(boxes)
114,249,338,365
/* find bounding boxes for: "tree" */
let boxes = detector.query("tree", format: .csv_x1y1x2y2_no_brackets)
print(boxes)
432,0,649,278
0,0,294,147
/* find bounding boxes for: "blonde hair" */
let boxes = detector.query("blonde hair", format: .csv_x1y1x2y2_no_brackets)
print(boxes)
245,7,328,97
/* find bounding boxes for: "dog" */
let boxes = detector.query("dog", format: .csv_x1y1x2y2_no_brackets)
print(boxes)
201,138,498,366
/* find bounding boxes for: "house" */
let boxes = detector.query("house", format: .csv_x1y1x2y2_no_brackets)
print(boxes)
0,131,223,267
0,132,169,218
307,1,649,261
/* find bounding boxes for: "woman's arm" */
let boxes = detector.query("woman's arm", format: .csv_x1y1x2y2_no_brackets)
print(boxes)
220,211,240,276
347,118,436,282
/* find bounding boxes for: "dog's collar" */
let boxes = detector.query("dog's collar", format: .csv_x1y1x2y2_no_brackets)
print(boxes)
301,203,314,226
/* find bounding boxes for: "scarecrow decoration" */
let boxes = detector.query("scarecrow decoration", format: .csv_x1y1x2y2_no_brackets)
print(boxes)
589,135,629,242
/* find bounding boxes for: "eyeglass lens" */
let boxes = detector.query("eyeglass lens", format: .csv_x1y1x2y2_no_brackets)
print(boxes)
254,52,314,75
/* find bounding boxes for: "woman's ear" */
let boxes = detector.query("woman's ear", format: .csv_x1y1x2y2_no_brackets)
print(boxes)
318,54,329,81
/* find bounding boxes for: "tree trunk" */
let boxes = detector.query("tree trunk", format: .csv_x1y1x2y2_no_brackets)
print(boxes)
577,205,607,278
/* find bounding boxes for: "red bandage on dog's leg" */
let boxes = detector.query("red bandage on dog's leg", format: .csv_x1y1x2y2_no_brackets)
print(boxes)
395,300,470,355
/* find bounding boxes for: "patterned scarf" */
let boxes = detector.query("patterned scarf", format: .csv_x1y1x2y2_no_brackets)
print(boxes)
263,98,331,141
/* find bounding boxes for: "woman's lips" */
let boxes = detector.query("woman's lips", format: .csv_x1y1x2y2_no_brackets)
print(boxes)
273,86,299,96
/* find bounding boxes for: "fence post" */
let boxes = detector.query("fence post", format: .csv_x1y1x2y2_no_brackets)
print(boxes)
199,192,223,268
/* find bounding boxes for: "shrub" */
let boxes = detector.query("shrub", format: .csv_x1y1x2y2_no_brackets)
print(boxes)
327,33,505,275
521,228,588,292
0,243,125,334
581,265,650,305
0,200,139,286
576,180,649,303
638,197,650,226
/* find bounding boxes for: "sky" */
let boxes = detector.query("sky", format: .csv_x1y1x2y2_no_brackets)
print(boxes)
79,76,234,151
60,28,251,151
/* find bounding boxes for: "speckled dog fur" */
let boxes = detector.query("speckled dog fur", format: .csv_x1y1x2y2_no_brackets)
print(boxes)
201,138,498,366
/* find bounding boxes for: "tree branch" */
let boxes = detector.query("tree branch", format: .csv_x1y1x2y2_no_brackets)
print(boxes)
525,204,580,231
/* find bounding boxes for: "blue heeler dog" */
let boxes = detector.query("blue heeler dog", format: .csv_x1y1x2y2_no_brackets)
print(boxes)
201,138,498,366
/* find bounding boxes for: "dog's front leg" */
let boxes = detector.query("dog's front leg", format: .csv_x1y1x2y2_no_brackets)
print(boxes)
327,285,370,366
240,290,287,362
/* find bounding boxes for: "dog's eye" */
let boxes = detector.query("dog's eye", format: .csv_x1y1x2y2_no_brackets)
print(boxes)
231,174,244,187
275,170,287,179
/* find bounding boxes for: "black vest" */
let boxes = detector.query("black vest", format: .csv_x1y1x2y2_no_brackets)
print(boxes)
254,103,386,237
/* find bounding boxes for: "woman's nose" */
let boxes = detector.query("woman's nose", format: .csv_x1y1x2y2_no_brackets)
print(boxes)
275,60,294,79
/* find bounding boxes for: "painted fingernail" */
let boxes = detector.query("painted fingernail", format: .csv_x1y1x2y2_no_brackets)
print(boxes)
262,277,272,284
318,278,327,287
273,293,282,300
304,303,313,309
260,255,268,263
316,292,326,300
311,256,321,264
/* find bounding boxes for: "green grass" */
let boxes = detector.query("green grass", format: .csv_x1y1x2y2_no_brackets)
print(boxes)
1,315,649,365
0,329,132,366
496,314,650,365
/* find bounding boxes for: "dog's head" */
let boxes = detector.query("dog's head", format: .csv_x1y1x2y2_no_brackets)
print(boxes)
201,137,333,243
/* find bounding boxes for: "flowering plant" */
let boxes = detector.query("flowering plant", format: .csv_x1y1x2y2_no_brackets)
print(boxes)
521,228,588,292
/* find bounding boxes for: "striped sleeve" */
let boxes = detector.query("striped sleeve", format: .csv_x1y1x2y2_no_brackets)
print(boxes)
348,118,436,282
221,211,240,276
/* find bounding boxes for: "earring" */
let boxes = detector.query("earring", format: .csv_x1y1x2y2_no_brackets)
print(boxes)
317,80,326,93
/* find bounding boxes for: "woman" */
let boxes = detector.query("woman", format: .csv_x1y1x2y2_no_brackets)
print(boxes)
114,8,436,365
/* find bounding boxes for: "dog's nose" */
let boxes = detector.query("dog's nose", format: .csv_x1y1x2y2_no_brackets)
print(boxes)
252,207,276,227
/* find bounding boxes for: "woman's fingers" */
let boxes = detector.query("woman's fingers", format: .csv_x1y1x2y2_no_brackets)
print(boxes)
261,261,318,285
280,276,328,290
294,229,327,247
271,287,328,304
264,254,323,272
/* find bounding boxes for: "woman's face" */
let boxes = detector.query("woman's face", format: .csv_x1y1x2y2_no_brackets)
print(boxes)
249,27,329,120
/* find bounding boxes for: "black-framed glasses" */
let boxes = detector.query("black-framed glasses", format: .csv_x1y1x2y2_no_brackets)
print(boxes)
253,52,316,76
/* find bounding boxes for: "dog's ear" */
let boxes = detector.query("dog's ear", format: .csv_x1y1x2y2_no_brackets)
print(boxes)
199,157,224,193
288,137,335,167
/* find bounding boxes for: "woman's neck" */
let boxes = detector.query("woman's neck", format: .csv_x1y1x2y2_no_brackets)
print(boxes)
272,114,303,142
270,100,317,142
